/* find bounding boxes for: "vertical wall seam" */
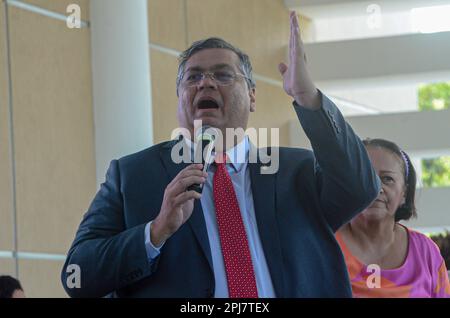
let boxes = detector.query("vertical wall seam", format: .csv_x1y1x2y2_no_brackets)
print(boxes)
183,0,189,48
3,0,19,278
144,0,154,146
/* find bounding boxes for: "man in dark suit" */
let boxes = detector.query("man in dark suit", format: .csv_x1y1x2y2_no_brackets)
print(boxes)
61,12,380,298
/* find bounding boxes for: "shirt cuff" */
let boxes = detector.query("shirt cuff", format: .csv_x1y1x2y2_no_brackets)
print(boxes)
144,221,164,263
292,90,324,111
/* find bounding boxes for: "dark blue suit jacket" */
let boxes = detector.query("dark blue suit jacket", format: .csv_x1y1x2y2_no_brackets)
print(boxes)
61,94,380,297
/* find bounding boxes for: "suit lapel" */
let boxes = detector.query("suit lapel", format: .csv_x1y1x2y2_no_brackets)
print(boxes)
248,144,285,297
159,139,214,272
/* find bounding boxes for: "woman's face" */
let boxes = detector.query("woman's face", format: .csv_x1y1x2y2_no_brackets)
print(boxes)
357,146,407,222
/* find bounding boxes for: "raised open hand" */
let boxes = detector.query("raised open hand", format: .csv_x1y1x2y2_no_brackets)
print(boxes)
278,11,320,110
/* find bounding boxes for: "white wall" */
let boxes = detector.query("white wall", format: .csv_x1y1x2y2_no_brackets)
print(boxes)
289,108,450,228
303,32,450,90
403,187,450,231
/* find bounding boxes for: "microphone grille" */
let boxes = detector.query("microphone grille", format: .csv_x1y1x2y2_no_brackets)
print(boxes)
196,125,217,143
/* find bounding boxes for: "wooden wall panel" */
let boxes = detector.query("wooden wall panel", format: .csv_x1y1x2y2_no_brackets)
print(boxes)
148,0,186,51
8,7,96,254
18,259,66,297
150,49,181,144
21,0,89,20
247,80,295,147
0,259,15,277
186,0,290,80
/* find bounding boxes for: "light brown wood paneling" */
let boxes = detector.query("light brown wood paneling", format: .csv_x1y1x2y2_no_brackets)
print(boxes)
186,0,290,81
21,0,89,21
0,2,14,251
247,80,295,147
148,0,187,51
8,7,96,254
150,49,181,143
18,259,66,297
0,259,15,276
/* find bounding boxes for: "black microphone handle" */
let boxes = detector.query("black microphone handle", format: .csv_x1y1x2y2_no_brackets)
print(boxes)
187,140,214,194
187,183,203,194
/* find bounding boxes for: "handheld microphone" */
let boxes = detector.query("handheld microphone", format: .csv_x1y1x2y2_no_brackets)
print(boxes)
187,126,217,194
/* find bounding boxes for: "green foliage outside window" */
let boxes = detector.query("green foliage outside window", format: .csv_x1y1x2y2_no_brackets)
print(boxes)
418,82,450,111
418,82,450,188
422,157,450,187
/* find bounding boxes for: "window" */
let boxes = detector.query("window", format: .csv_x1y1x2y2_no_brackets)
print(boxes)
419,82,450,187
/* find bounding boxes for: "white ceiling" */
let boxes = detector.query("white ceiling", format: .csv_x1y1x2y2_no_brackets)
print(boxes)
285,0,450,19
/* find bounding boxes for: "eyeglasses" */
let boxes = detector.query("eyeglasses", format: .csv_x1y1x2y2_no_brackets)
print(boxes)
179,70,249,87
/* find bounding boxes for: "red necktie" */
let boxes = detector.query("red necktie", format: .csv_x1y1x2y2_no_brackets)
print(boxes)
213,153,258,298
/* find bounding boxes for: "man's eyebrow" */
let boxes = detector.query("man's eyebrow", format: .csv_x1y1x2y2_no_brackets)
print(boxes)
185,64,235,72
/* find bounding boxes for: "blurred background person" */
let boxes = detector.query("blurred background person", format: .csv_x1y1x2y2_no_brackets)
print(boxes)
336,138,450,298
0,275,26,298
430,231,450,278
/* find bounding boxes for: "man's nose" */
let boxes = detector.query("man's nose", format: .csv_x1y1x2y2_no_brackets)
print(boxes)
197,74,217,90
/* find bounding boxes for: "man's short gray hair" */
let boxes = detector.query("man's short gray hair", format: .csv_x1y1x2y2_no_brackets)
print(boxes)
176,37,256,96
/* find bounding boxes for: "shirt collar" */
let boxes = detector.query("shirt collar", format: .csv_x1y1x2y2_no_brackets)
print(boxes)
183,135,249,172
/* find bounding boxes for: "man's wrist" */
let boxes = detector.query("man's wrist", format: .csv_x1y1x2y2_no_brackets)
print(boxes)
294,89,321,110
150,219,168,248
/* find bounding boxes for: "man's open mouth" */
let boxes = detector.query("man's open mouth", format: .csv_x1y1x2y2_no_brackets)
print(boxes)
197,99,219,110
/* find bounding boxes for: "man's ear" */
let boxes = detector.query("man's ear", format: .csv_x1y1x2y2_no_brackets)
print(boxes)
249,88,256,112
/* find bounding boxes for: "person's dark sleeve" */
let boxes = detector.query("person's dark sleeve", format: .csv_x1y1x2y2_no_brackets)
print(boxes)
293,91,381,232
61,160,159,298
